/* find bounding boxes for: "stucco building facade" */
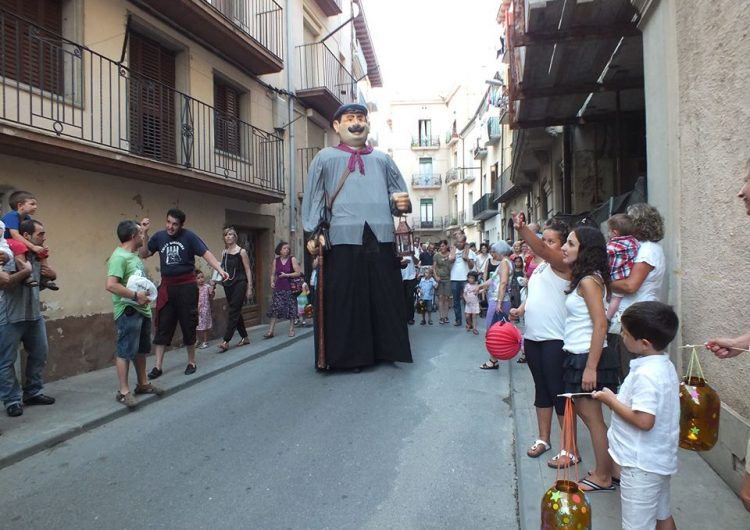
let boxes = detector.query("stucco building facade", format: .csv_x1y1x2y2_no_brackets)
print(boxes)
0,0,381,380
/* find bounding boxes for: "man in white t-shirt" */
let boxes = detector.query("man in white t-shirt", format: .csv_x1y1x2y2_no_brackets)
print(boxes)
448,234,476,326
594,301,680,530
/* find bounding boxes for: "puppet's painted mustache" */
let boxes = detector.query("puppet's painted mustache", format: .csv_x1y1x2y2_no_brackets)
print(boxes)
348,125,366,133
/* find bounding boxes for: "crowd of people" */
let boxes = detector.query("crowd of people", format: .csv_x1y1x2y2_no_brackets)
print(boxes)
401,229,540,345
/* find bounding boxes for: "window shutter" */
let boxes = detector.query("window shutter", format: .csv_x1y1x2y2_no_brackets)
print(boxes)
0,0,63,94
214,80,240,155
128,31,176,164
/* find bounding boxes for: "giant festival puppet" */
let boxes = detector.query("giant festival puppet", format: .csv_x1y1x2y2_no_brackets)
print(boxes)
302,103,413,372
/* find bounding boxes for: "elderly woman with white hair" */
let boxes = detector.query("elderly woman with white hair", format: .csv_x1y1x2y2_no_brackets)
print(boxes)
479,240,515,369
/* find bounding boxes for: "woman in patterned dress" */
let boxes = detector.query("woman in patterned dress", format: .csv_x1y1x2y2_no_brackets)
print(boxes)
263,241,302,338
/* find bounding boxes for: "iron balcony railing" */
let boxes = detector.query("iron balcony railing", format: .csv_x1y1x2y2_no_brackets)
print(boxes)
410,216,445,230
411,173,442,187
472,193,498,220
445,130,459,145
445,210,466,227
473,144,488,159
495,164,516,203
296,42,356,105
0,9,284,193
446,167,480,184
411,135,440,148
202,0,284,61
487,116,501,143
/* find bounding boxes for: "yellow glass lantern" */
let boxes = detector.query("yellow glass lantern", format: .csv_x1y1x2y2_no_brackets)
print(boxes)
679,347,720,451
394,216,415,257
541,398,592,530
541,480,591,530
303,304,313,319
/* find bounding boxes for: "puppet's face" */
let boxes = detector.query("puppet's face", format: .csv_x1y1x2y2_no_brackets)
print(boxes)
333,112,369,147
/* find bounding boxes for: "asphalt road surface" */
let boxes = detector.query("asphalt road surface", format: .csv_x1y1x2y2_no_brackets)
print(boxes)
0,322,518,530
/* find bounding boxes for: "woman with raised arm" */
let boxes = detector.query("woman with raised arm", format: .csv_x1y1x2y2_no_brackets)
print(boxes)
509,220,578,465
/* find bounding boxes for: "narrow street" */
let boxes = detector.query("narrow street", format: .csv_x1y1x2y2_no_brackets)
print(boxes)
0,325,518,530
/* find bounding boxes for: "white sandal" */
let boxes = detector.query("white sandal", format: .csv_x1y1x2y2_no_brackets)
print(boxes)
527,439,551,458
547,449,581,469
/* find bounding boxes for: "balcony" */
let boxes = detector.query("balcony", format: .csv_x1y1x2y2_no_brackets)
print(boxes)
472,193,498,221
410,217,445,231
131,0,284,75
446,167,479,186
444,211,467,229
411,173,442,189
487,116,502,144
473,145,488,160
495,165,525,204
445,130,459,147
411,135,441,149
0,10,284,202
312,0,342,16
296,42,356,120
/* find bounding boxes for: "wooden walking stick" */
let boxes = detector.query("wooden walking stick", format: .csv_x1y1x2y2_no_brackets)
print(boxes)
316,238,326,370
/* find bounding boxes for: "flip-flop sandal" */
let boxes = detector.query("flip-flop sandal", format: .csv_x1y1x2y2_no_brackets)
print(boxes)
586,470,620,486
547,450,581,469
578,478,616,492
527,439,551,458
480,360,499,370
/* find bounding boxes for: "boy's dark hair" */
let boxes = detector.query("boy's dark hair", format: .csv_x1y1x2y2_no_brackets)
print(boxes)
467,270,479,281
117,220,140,243
607,213,634,236
166,208,186,225
8,190,36,210
620,301,679,351
19,218,42,237
194,269,204,276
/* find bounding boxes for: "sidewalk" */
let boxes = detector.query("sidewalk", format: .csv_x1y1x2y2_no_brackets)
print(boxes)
508,357,750,529
0,325,313,470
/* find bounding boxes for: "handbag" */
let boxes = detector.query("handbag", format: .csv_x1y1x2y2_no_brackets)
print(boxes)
211,250,227,284
290,276,304,295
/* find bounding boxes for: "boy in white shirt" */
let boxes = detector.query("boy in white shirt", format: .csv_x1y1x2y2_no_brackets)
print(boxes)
593,301,680,530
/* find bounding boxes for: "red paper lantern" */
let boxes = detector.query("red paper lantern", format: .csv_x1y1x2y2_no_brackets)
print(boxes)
485,320,522,360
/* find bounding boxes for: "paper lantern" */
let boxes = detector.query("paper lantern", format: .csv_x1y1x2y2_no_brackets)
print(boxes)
304,304,313,319
541,398,591,529
416,299,427,314
679,348,720,451
541,480,591,530
485,320,522,360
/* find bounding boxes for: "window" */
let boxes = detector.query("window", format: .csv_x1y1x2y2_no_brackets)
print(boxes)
0,0,63,94
420,199,433,228
418,119,432,146
418,157,432,185
128,31,177,163
214,79,241,155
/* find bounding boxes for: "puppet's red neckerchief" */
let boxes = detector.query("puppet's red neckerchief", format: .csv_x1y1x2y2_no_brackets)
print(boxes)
335,143,374,175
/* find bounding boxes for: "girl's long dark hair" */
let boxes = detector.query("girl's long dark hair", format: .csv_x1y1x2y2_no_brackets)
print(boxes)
565,225,610,297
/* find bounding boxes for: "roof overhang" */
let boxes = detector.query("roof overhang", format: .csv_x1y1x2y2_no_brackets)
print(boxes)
353,0,383,87
505,0,644,129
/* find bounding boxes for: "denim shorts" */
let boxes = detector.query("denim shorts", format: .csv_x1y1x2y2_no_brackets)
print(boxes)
116,308,152,361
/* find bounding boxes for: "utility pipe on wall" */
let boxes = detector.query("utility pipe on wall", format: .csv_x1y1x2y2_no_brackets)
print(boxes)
286,0,297,237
